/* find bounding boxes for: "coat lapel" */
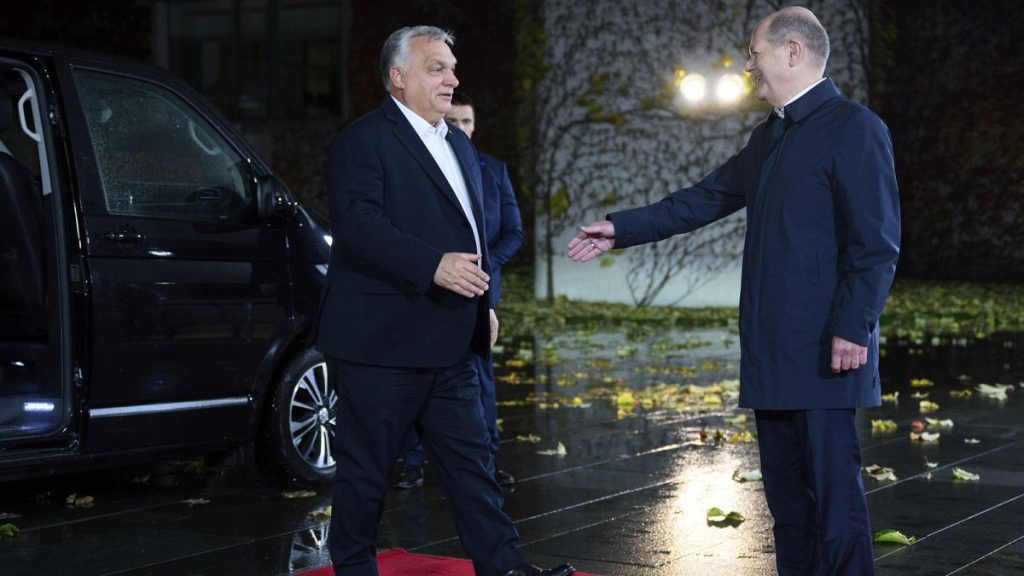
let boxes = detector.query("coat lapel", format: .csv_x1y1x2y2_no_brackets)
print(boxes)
383,99,465,216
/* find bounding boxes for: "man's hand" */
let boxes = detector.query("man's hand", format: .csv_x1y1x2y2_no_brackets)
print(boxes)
434,252,490,298
831,336,868,373
567,220,616,262
489,309,499,348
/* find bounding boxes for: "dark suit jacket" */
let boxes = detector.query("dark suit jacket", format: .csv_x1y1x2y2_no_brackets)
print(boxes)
315,97,493,368
610,79,900,409
477,152,523,305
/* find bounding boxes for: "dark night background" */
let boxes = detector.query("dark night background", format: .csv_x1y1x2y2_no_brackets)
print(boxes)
1,0,1021,284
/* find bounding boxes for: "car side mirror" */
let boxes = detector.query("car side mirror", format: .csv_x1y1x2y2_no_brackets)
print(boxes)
257,175,298,223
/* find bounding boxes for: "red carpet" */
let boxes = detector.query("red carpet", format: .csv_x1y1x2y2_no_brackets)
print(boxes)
296,548,595,575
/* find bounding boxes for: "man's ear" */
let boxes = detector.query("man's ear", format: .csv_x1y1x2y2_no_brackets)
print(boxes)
390,66,404,89
788,39,803,67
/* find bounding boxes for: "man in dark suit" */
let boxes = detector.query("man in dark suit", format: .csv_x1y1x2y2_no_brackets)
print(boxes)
395,91,523,489
568,7,899,575
316,25,573,576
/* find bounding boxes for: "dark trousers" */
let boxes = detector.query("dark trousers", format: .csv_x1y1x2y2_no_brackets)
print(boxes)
327,355,523,576
754,409,875,576
401,353,500,467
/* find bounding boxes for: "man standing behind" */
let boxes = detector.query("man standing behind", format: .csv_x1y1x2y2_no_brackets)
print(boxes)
395,91,524,489
568,7,899,575
317,25,573,576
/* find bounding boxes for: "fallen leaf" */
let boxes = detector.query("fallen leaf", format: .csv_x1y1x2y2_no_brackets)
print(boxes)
873,529,916,546
724,414,747,426
924,459,939,468
537,442,567,456
952,467,980,481
615,392,636,408
516,434,541,443
964,438,981,444
925,418,954,428
309,506,332,521
706,507,745,526
910,378,934,388
919,400,940,413
976,383,1012,400
0,523,18,538
881,391,899,402
871,419,898,432
728,430,755,444
910,431,940,442
282,490,317,499
732,468,762,482
910,391,930,399
950,389,973,398
863,464,898,482
66,494,95,509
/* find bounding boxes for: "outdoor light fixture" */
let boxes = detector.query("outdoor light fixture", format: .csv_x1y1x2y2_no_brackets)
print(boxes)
715,73,745,104
679,73,707,102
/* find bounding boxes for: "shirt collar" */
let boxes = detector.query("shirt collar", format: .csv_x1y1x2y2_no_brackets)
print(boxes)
774,77,827,118
391,96,448,139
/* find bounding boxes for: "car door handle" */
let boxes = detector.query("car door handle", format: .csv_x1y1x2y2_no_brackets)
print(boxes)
104,224,146,243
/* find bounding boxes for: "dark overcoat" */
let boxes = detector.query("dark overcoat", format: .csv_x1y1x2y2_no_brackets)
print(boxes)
610,79,900,409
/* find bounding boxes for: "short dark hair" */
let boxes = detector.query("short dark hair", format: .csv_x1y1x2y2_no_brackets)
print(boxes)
451,91,474,109
766,12,830,70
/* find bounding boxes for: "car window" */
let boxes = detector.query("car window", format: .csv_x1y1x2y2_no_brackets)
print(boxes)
73,69,255,223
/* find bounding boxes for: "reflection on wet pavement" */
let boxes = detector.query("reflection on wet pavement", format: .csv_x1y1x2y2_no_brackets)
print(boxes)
0,330,1022,575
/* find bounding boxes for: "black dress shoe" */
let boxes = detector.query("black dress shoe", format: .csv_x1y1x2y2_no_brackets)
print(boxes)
502,562,575,576
392,464,424,489
495,467,516,486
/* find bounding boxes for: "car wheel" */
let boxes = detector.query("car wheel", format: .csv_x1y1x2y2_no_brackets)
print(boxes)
258,347,336,486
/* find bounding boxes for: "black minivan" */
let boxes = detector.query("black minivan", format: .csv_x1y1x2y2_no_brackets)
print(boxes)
0,37,335,485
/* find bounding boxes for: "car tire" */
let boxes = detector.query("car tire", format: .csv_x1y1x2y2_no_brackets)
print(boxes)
258,347,336,486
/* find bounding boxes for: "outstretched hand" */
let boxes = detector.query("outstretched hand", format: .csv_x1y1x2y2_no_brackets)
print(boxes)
567,220,616,262
434,252,489,298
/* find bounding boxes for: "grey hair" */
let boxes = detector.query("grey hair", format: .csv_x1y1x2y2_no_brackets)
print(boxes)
766,12,830,71
380,26,456,91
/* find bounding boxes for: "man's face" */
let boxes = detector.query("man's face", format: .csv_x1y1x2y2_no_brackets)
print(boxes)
445,104,475,139
744,21,791,108
392,36,459,124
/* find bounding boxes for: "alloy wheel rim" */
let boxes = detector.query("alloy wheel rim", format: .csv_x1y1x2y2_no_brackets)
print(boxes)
289,362,336,470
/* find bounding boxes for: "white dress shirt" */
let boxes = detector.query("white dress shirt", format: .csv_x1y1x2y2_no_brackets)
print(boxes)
391,97,482,260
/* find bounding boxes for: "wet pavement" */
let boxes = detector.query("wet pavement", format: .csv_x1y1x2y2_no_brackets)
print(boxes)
1,328,1022,575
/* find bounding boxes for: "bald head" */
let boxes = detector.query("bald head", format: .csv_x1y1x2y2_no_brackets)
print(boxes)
761,6,830,74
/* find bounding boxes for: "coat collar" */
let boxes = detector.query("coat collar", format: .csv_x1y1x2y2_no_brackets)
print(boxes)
784,77,841,124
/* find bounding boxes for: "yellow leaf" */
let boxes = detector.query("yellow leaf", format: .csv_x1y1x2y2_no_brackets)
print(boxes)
919,400,940,413
924,418,954,428
309,505,332,521
516,434,542,444
871,419,898,432
950,389,973,398
881,391,899,402
952,467,980,481
282,490,317,499
873,529,916,546
910,378,934,388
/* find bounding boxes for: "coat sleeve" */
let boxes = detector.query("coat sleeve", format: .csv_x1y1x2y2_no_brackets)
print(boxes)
608,145,750,248
487,160,524,270
327,128,443,294
828,111,901,346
